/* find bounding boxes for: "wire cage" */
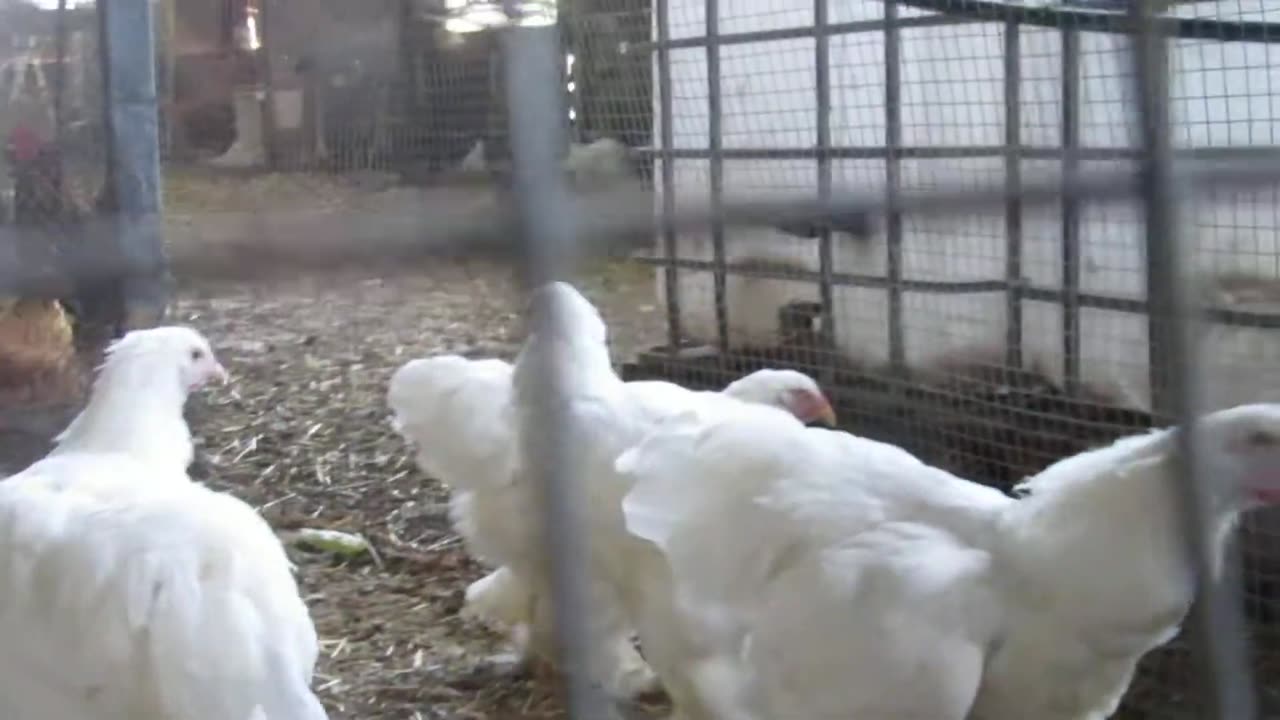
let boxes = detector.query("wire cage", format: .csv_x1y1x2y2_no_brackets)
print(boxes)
619,0,1280,716
0,0,115,474
0,0,1278,716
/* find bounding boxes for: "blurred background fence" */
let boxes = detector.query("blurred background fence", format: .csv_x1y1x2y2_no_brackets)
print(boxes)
2,0,1280,716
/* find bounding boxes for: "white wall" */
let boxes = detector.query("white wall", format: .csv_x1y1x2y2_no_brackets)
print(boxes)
652,0,1280,412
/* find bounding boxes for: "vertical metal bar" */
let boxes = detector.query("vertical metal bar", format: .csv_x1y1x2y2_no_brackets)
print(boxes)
257,0,277,170
815,0,836,353
500,21,611,720
53,0,68,175
101,0,169,326
1003,17,1023,372
396,0,415,118
1128,1,1256,718
163,0,179,158
1060,27,1081,395
884,0,906,374
657,0,683,353
707,0,729,351
94,1,117,211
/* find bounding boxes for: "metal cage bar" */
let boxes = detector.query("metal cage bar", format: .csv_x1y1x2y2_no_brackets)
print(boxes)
632,9,1280,54
884,0,906,376
1002,16,1023,372
707,0,730,352
101,0,169,323
499,20,613,720
1126,0,1256,716
656,0,683,353
815,0,837,354
53,0,69,188
645,144,1280,160
636,13,975,51
1060,25,1082,395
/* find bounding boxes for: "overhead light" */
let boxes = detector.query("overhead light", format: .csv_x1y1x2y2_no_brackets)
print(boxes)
441,0,558,33
514,2,557,26
444,16,485,32
466,5,511,26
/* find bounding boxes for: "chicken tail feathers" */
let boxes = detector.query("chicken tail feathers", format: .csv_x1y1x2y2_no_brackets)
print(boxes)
257,646,329,720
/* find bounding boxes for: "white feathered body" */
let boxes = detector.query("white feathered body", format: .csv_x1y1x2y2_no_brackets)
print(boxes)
386,354,786,609
0,452,323,720
388,284,839,699
386,356,540,613
387,286,827,696
618,404,1212,720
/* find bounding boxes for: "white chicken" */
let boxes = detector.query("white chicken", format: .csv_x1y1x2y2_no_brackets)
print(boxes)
0,326,328,720
386,282,837,700
615,400,1280,720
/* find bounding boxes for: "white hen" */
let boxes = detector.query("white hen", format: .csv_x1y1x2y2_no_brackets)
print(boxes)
617,401,1280,720
386,283,836,699
0,326,328,720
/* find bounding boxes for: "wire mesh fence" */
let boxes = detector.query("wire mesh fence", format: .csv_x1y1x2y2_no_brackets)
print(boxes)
0,0,1279,717
627,0,1280,717
0,0,111,473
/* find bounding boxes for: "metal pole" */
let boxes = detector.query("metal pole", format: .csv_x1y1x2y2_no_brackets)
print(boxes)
500,19,612,719
1002,17,1023,371
1128,0,1256,717
707,0,729,351
815,0,836,352
100,0,169,328
1061,26,1082,395
53,0,68,193
657,0,683,354
257,0,277,170
163,0,178,157
884,0,906,375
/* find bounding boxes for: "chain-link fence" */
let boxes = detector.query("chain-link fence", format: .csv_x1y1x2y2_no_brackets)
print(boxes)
0,0,1278,717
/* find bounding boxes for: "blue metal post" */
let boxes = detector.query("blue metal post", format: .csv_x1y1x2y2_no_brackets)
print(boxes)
101,0,169,327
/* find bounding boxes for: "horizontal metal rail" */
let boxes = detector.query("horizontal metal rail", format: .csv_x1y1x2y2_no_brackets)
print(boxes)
897,0,1280,42
2,157,1280,292
629,13,967,52
634,255,1280,329
628,1,1280,54
641,145,1280,161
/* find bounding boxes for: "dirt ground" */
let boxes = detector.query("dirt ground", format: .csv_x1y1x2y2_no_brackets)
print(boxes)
173,256,666,720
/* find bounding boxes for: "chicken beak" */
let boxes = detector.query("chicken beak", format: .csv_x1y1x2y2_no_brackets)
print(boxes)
211,362,231,386
814,400,838,427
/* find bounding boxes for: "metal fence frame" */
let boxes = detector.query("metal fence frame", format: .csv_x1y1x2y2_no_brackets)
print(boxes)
634,0,1280,418
551,0,1279,716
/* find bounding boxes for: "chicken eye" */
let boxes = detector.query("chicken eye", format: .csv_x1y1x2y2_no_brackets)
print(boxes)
1246,429,1275,448
190,348,204,362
